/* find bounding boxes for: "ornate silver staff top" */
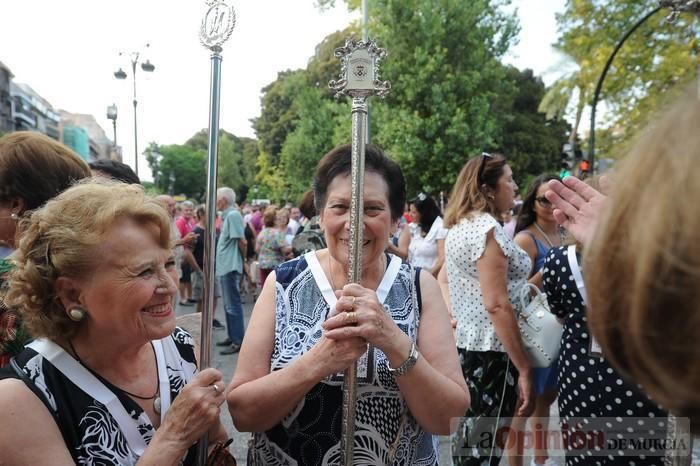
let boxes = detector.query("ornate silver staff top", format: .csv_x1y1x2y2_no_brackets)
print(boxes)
200,0,236,51
329,37,390,466
330,38,391,99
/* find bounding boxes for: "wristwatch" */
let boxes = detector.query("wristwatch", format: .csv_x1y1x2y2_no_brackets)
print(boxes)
387,341,420,376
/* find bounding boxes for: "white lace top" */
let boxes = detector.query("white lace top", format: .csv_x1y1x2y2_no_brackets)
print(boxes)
445,212,531,352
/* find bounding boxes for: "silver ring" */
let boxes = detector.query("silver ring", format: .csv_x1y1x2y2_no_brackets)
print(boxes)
212,383,220,394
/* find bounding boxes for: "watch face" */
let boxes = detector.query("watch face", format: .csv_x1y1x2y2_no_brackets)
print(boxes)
388,342,419,376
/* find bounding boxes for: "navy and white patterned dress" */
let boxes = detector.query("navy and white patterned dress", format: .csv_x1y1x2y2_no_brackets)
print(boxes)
543,247,667,466
248,251,438,466
0,327,198,465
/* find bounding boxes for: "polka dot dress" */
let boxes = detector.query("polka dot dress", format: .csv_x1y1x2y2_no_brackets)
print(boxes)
445,212,531,351
542,246,668,466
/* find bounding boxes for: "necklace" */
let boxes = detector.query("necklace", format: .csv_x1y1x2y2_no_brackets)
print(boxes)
327,252,387,290
533,222,561,249
69,340,161,414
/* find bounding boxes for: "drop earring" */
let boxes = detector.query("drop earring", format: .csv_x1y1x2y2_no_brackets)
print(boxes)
68,307,87,322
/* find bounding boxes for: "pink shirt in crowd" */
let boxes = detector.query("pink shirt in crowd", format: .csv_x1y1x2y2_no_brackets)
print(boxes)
175,216,196,238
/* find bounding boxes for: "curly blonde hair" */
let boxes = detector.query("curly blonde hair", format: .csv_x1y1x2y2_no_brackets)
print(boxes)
6,179,172,340
586,82,700,426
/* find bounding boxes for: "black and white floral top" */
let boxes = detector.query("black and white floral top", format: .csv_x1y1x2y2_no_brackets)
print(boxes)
0,327,198,465
249,251,438,466
445,212,531,352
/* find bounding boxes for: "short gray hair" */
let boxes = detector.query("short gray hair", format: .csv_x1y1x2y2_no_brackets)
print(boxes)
181,200,194,209
217,187,236,207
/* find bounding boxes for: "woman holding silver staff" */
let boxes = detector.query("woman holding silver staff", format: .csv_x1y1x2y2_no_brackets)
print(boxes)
0,180,232,465
228,144,469,465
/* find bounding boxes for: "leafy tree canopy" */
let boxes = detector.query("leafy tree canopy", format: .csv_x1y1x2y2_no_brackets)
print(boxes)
145,129,260,201
543,0,699,159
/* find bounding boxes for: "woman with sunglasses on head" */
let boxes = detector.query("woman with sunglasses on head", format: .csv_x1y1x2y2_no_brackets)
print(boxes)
507,174,562,466
389,193,447,277
443,153,535,466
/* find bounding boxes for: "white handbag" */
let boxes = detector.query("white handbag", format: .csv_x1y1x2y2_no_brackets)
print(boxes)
516,283,563,368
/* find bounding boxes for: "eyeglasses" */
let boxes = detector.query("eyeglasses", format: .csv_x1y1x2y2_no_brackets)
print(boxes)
477,152,493,183
535,196,552,207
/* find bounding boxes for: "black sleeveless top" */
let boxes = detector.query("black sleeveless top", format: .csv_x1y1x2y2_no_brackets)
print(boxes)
0,327,198,465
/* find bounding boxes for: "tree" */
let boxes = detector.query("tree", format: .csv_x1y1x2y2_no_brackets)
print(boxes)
184,129,259,196
278,87,347,198
363,0,520,193
251,70,308,164
544,0,699,159
497,67,571,185
145,142,206,199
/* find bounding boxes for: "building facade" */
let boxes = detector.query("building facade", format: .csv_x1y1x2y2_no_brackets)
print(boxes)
59,111,115,161
0,61,13,135
9,82,61,140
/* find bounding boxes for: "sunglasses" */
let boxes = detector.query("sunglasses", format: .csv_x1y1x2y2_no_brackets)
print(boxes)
477,152,493,183
535,196,552,207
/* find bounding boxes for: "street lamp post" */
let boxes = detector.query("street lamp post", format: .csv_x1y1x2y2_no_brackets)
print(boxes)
106,104,118,147
588,0,700,174
114,44,155,178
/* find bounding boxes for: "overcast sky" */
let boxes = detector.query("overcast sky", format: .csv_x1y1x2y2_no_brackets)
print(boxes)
0,0,564,178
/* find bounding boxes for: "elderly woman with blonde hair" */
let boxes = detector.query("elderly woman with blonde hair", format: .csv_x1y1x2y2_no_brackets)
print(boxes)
546,82,700,433
0,180,231,465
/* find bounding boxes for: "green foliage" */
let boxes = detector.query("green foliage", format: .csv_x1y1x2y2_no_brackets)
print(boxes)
365,0,520,193
545,0,699,159
185,129,259,194
145,130,259,201
498,67,570,184
145,142,206,199
254,0,574,199
251,70,308,164
279,87,346,197
141,181,161,196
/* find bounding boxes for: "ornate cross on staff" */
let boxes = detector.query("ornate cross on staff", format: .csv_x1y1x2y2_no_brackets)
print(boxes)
329,38,390,466
197,1,235,464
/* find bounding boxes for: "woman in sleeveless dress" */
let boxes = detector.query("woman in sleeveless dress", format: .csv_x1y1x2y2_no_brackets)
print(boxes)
510,174,562,466
0,181,229,465
227,144,469,466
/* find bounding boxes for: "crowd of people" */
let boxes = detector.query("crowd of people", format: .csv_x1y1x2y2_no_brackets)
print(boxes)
0,81,698,465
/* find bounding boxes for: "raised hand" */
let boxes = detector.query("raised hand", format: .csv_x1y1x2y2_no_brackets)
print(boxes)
545,175,611,247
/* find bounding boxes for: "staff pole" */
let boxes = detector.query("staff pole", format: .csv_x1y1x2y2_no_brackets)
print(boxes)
329,38,390,466
197,1,236,464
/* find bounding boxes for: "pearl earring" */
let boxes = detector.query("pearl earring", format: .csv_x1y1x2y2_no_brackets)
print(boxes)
68,307,87,322
10,212,19,220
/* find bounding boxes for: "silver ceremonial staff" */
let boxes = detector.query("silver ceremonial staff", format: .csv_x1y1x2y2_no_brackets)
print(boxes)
329,38,390,466
198,1,236,464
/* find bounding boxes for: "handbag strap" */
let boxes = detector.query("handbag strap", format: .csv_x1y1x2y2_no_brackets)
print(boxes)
28,338,148,455
517,282,539,314
567,244,587,305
